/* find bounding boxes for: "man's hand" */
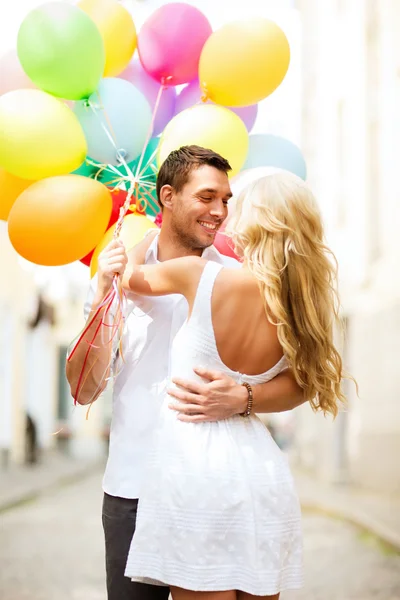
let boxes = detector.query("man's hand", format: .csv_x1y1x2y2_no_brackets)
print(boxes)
168,367,248,423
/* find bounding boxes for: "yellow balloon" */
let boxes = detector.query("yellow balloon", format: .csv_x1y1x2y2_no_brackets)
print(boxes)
78,0,137,77
90,213,158,278
8,175,112,266
0,167,34,221
0,90,87,180
199,18,290,107
158,104,249,177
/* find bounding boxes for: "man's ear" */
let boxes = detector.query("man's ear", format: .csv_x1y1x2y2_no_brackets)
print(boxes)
159,185,174,210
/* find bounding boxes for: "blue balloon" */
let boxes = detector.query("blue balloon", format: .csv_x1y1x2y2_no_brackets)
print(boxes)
244,134,307,180
74,77,152,166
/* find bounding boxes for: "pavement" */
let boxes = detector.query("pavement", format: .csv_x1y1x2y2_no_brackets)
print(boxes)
1,452,400,555
0,450,105,513
294,469,400,552
1,471,400,600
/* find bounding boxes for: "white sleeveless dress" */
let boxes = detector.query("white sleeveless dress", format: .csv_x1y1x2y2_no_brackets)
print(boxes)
125,262,303,595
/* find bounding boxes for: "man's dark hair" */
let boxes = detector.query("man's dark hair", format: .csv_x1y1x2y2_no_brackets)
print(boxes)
156,145,232,208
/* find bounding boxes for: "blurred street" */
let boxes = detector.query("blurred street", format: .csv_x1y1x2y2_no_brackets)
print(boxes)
0,472,400,600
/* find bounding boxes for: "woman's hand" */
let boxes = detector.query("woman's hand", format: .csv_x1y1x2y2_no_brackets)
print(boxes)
96,239,128,298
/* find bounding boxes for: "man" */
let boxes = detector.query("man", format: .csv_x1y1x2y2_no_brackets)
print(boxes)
66,146,304,600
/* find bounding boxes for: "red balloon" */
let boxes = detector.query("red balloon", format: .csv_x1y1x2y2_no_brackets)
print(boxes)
154,212,163,228
80,189,145,266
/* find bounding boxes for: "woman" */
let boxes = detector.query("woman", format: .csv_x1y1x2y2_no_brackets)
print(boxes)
121,172,346,600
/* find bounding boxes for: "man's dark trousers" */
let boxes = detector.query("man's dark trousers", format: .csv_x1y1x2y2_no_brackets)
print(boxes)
102,493,170,600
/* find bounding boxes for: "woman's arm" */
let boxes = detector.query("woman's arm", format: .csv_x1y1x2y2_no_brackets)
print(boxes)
122,254,206,300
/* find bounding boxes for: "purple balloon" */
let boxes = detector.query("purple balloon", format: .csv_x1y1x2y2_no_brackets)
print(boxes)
175,79,258,132
120,59,176,136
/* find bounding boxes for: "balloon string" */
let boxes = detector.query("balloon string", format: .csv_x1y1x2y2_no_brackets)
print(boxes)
67,287,115,362
200,82,209,103
72,291,116,405
86,103,135,246
88,79,165,238
112,79,167,236
67,81,167,410
134,77,169,182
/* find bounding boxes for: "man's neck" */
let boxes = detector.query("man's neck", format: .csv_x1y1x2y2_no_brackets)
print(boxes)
157,228,204,262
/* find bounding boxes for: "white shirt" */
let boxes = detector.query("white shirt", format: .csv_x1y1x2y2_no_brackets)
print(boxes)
84,235,240,499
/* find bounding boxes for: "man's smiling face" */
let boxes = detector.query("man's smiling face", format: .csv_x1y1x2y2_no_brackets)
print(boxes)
168,165,232,251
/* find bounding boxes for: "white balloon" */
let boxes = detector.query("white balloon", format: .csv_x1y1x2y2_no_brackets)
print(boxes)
231,166,287,197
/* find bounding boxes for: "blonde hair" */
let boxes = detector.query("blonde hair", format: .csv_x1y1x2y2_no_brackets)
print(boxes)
227,172,346,417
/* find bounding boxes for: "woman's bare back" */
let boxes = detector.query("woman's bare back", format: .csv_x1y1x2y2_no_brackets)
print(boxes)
207,267,283,376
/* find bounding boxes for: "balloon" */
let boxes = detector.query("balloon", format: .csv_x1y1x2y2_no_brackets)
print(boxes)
214,228,240,261
120,59,176,136
80,188,146,266
199,18,290,107
243,135,307,180
71,159,98,179
90,213,157,277
175,79,258,132
138,3,212,86
0,168,34,221
17,2,105,100
0,49,36,96
74,78,152,165
230,166,287,197
8,175,112,266
78,0,137,77
129,137,161,217
158,104,249,177
73,141,161,218
0,89,87,180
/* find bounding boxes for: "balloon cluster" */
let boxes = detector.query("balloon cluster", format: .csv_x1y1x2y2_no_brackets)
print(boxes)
0,0,305,269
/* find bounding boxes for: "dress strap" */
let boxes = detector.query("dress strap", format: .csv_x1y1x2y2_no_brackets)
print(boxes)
189,261,223,327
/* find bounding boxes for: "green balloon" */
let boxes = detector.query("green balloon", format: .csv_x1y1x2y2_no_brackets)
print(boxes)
17,2,105,101
71,159,98,179
95,139,161,217
130,138,160,217
72,140,161,218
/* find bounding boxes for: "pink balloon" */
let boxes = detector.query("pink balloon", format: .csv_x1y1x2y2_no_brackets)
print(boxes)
119,59,176,136
214,228,240,261
175,79,258,132
0,49,36,96
138,3,212,86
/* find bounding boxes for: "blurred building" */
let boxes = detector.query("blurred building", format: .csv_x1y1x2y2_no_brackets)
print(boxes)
0,224,107,470
293,0,400,493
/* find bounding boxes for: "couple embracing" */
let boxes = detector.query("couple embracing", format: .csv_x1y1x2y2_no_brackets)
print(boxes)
67,145,345,600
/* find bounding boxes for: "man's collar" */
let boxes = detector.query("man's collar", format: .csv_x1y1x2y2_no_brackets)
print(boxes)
145,231,160,263
145,231,224,264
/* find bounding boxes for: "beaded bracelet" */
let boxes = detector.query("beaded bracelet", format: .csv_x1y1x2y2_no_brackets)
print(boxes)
241,382,253,417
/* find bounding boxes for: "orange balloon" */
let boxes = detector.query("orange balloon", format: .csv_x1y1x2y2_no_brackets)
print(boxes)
0,167,34,221
90,212,157,278
8,175,112,266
